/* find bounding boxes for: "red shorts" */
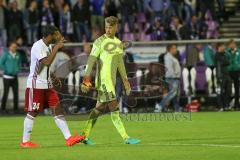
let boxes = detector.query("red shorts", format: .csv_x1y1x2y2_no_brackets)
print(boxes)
24,88,60,113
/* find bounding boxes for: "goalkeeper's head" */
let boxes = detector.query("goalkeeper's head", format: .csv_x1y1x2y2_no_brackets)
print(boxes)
105,16,118,38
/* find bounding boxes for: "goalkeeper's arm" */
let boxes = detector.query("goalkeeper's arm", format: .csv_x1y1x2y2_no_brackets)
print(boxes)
84,43,100,77
117,55,131,95
81,55,97,92
81,44,100,92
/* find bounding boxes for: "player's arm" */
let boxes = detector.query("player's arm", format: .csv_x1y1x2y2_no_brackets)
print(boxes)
84,44,101,77
81,43,101,93
118,54,131,95
40,37,65,66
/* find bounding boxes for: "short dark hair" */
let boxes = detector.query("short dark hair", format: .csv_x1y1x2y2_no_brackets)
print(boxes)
7,41,17,48
42,25,59,37
216,42,224,49
166,44,176,52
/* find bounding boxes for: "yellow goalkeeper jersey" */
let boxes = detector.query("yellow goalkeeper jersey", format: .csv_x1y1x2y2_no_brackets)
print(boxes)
85,34,127,102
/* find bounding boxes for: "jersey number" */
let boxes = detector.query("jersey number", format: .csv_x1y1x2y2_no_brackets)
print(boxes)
33,103,40,110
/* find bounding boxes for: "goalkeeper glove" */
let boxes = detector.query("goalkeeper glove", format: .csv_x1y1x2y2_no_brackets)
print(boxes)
81,76,92,93
123,78,131,96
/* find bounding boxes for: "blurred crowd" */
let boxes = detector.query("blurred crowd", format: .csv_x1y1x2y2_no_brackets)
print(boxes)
156,39,240,112
0,0,225,46
0,0,233,113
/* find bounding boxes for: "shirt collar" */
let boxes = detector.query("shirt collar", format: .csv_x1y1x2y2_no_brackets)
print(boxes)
9,51,16,58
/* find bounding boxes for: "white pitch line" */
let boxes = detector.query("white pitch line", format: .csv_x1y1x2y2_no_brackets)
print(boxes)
147,143,240,148
89,143,240,148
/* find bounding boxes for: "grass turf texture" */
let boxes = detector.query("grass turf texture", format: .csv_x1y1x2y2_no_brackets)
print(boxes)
0,112,240,160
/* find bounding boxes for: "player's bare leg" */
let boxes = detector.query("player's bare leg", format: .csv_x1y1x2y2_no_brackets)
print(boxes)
52,104,85,146
20,105,84,148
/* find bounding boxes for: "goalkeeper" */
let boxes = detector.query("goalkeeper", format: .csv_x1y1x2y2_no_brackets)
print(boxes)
80,16,140,145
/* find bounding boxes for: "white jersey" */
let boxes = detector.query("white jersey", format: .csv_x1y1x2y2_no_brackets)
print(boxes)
27,39,53,89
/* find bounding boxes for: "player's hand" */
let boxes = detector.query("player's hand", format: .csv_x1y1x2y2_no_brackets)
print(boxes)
51,73,62,88
53,78,62,88
123,78,131,96
81,76,92,93
55,37,66,49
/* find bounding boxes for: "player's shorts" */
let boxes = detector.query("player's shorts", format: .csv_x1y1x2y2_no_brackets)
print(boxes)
95,100,119,113
24,88,59,113
97,83,116,102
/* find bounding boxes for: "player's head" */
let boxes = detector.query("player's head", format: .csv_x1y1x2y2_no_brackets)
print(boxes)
8,41,18,53
216,43,225,53
167,44,177,56
42,25,62,44
105,16,118,37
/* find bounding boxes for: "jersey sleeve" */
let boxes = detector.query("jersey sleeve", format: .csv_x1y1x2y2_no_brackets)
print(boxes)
32,44,47,61
117,54,128,80
90,42,101,58
0,51,7,70
84,42,101,76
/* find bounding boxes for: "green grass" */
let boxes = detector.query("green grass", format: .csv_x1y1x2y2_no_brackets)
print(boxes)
1,112,240,160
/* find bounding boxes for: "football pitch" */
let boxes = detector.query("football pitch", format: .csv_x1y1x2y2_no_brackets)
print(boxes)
0,112,240,160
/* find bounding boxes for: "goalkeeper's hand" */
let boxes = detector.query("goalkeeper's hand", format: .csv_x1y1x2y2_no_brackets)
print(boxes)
123,78,131,96
81,76,92,93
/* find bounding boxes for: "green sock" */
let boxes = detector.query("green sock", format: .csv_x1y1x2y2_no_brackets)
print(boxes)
83,108,100,138
111,110,129,140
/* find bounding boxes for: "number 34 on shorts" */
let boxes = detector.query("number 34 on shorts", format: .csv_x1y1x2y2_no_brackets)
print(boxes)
33,102,40,110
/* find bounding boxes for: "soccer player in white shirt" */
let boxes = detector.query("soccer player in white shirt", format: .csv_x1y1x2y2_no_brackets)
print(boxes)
20,25,85,148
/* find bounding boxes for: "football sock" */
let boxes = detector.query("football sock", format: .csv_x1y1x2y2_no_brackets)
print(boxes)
22,114,34,143
54,115,71,139
111,110,129,140
83,108,100,138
